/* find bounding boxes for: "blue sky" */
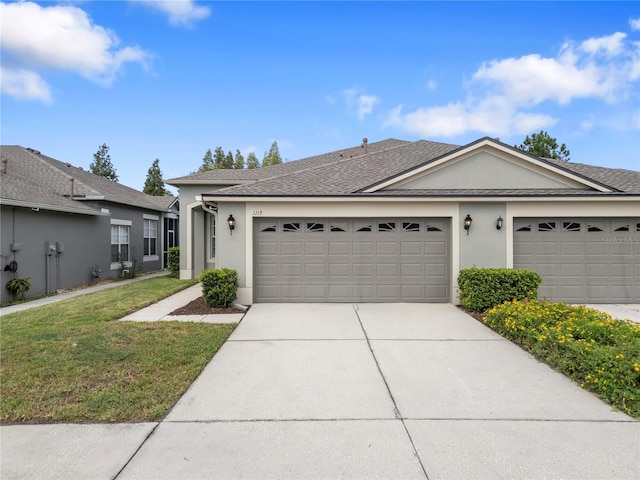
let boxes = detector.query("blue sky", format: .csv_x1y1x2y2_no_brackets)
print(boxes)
1,1,639,193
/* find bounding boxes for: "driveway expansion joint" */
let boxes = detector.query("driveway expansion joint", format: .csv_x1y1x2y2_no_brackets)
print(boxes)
352,305,431,480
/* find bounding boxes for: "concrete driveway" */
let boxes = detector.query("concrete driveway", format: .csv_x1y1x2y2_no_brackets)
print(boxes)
120,303,638,480
3,303,638,479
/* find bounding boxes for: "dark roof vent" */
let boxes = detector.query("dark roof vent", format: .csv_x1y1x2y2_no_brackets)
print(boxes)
1,158,7,174
361,137,368,154
26,148,41,155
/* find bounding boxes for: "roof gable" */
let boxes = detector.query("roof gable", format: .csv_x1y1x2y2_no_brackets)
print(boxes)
364,138,616,193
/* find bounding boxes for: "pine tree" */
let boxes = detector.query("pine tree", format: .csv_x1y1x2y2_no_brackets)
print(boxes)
143,159,170,196
90,143,119,181
223,151,234,169
233,150,245,169
246,152,260,169
262,141,283,167
213,147,226,169
516,131,571,161
198,149,215,172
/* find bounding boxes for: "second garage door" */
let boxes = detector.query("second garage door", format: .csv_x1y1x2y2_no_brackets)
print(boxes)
254,218,450,303
514,217,639,303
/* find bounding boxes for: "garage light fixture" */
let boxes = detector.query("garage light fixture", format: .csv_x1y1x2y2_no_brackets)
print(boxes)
496,216,504,230
464,214,472,235
227,214,236,235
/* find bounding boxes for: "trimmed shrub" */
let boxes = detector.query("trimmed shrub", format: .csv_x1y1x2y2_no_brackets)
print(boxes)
167,247,180,277
484,300,640,418
458,267,542,312
199,268,238,308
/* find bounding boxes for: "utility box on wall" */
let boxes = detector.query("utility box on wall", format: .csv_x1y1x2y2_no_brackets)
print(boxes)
45,242,57,256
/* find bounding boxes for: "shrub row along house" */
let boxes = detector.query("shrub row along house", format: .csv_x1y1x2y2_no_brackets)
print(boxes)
0,146,179,303
168,137,639,305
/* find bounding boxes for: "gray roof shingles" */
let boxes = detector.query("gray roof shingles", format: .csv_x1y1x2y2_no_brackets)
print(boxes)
189,138,640,197
0,146,177,214
187,137,639,198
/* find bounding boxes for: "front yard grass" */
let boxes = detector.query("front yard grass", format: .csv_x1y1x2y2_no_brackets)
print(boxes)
484,300,640,418
1,277,236,424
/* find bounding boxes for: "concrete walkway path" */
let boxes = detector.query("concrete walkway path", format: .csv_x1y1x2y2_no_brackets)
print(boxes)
0,271,170,315
2,302,638,479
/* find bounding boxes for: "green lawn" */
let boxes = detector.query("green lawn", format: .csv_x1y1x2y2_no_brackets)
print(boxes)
1,277,236,424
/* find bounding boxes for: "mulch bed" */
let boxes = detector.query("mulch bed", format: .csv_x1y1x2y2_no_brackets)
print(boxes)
169,296,246,315
457,305,485,323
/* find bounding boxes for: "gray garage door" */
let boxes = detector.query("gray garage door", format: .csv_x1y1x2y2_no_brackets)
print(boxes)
514,218,639,303
254,218,450,302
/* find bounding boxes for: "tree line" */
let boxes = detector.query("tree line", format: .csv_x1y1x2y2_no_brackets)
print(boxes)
89,140,285,196
89,132,569,196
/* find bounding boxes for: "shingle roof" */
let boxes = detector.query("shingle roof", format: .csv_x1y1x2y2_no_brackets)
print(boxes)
0,146,177,214
167,138,410,185
191,137,639,198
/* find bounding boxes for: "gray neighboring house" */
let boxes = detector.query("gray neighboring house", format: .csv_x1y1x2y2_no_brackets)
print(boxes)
0,146,179,303
168,137,639,305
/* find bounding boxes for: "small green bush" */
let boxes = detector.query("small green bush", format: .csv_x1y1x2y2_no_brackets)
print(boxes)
199,268,238,308
458,267,542,312
167,247,180,277
484,300,640,418
6,277,31,299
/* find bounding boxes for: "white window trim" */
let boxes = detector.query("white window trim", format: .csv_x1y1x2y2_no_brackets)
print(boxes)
208,212,217,261
143,215,159,262
110,219,132,270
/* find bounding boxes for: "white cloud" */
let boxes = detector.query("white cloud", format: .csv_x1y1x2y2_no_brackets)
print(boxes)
135,1,210,27
357,94,379,120
579,118,595,133
342,87,379,120
0,2,150,102
580,32,627,57
0,67,52,103
385,101,556,138
630,18,640,31
386,28,640,138
426,80,437,91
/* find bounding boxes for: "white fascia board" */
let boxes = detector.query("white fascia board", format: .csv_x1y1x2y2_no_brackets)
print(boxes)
0,198,105,216
201,195,639,204
362,139,614,193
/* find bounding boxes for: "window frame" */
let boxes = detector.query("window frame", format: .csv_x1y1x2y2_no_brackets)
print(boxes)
208,213,217,260
143,215,159,261
110,219,132,270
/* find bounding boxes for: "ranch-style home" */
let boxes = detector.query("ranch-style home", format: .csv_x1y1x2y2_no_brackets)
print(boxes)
0,146,179,303
168,137,639,305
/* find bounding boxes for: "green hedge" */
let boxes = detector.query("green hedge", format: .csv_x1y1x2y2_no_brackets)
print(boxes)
458,267,542,312
167,247,180,277
199,268,239,308
484,300,640,418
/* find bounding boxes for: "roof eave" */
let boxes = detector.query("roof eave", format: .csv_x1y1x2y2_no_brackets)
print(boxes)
0,198,107,215
201,193,640,202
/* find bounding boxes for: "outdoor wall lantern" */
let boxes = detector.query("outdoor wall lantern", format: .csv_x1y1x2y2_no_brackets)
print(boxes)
496,215,504,230
227,214,236,235
463,214,473,235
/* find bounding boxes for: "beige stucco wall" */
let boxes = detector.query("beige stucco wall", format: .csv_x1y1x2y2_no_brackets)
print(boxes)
391,151,585,190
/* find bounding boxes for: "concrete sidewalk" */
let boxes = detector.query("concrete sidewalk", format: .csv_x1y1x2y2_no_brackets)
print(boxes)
2,303,638,479
120,284,243,324
0,271,170,315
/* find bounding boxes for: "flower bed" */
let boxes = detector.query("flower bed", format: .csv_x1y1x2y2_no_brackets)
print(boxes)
484,300,640,418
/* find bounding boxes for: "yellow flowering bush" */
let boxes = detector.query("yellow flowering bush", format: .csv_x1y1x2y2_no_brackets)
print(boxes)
484,300,640,418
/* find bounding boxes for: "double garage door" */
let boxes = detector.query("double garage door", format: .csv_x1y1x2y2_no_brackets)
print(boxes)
254,218,450,302
514,218,639,303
